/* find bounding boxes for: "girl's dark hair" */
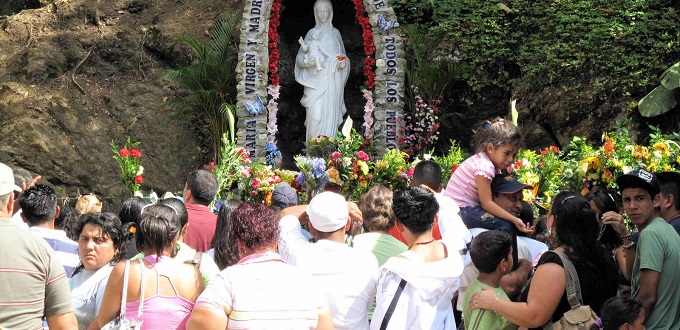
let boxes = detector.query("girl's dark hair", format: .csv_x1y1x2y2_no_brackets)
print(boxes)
211,199,242,270
158,198,189,229
118,197,151,226
585,188,622,248
593,297,643,329
136,204,182,259
550,191,618,300
56,205,79,240
472,117,522,152
72,212,129,275
392,187,439,234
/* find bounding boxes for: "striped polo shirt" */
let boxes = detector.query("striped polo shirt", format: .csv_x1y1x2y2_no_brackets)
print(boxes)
29,226,80,278
195,252,326,329
0,219,73,329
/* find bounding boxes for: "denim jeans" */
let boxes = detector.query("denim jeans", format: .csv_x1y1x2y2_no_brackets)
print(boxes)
460,205,516,234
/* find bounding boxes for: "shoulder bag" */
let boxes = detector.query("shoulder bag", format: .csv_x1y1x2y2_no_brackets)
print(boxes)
544,251,599,330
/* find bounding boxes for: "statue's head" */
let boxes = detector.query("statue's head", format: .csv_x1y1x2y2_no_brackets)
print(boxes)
314,0,333,25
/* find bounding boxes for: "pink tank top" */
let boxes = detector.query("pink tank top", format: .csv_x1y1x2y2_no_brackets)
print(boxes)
125,256,195,329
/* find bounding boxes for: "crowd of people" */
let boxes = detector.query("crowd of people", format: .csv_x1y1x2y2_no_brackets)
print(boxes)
1,119,680,330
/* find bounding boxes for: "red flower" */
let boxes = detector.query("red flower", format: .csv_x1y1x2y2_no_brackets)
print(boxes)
356,150,369,161
513,161,523,169
119,149,130,157
537,162,545,167
551,146,559,154
540,149,548,157
451,164,459,173
130,149,142,158
134,175,144,184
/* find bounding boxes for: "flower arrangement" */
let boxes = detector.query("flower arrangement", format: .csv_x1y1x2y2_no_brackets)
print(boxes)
370,149,411,192
351,0,376,89
362,89,375,139
110,137,144,196
237,160,281,205
213,133,251,200
294,155,329,202
399,86,442,157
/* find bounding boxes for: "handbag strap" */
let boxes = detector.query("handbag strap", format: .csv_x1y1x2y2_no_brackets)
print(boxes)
137,258,146,319
379,278,407,330
192,251,203,269
119,260,131,319
549,250,583,309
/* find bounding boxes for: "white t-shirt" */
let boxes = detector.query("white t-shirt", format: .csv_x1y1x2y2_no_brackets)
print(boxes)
435,193,472,265
69,264,114,330
279,215,379,330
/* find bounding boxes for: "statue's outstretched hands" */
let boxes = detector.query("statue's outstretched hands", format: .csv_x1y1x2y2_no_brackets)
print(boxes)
298,36,305,45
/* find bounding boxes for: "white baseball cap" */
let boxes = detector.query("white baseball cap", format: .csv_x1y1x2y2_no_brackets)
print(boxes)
0,163,22,196
307,192,349,233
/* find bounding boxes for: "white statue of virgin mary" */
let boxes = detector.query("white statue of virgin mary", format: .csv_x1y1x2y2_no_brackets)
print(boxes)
294,0,350,141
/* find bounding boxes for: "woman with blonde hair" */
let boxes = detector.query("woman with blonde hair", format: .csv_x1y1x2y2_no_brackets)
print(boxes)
75,193,103,214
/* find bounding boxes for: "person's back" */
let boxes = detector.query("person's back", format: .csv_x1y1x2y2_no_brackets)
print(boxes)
182,170,219,252
123,256,199,328
0,222,74,329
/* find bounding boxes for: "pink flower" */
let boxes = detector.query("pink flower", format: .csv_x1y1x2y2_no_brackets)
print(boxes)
330,151,342,160
357,150,369,161
251,179,260,189
541,150,548,157
537,162,546,167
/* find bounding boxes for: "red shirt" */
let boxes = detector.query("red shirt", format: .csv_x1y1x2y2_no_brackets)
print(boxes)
183,204,217,252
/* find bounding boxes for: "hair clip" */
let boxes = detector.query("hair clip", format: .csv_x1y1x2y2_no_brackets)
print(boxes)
484,123,491,130
595,318,603,328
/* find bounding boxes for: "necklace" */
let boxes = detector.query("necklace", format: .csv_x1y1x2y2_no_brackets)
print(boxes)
409,239,435,249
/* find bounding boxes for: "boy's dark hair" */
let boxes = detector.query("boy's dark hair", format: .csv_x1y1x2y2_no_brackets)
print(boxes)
411,161,443,191
392,187,439,234
18,184,57,225
470,230,512,273
185,170,218,205
596,297,643,330
658,172,680,210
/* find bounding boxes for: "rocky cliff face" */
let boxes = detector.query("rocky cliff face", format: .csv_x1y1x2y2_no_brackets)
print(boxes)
0,0,239,210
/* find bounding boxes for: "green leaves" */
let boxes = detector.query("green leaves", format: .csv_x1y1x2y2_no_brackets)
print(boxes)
638,61,680,117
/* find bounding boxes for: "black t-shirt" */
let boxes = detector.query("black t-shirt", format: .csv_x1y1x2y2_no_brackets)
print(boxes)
519,250,618,329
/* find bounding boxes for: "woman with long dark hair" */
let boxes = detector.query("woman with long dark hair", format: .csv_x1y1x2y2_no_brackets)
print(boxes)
207,199,242,270
469,191,618,328
70,212,129,330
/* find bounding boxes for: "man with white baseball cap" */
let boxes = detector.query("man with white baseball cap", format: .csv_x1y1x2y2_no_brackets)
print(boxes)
0,163,77,329
279,191,379,330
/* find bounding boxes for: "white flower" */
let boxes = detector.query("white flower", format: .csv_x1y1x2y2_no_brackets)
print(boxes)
136,166,144,176
342,157,352,167
423,154,432,160
623,166,633,174
267,85,281,99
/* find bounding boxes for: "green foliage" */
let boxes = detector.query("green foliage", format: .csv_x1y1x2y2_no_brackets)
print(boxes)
392,0,680,101
431,140,468,186
166,14,240,162
639,61,680,117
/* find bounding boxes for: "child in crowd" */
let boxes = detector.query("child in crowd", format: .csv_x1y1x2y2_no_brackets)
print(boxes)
463,230,517,330
591,297,645,330
443,118,532,234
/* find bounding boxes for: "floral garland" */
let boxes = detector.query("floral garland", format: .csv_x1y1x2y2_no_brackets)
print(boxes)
266,0,282,165
352,0,376,90
362,89,375,139
352,0,377,142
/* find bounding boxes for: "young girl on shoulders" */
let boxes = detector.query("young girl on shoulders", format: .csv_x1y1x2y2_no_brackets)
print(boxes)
443,118,533,234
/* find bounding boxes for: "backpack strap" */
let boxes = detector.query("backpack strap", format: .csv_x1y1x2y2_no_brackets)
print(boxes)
379,278,407,330
549,250,583,309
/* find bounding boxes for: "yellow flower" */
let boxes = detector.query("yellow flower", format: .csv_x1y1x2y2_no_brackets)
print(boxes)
326,168,343,185
375,160,388,169
357,160,369,176
580,156,601,171
677,155,680,164
653,141,670,157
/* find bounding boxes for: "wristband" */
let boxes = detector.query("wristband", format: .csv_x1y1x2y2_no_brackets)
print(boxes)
493,297,501,314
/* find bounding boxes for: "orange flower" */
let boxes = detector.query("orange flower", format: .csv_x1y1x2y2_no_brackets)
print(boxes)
337,55,346,61
603,138,614,155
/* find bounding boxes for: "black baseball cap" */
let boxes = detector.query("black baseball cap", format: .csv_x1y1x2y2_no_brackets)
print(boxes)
616,168,660,197
491,173,533,194
655,171,680,187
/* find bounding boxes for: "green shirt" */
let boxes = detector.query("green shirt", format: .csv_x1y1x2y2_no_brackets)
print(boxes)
132,241,219,286
631,217,680,330
463,278,517,330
